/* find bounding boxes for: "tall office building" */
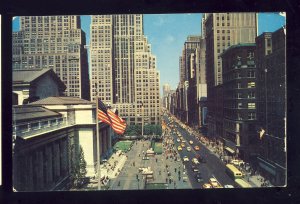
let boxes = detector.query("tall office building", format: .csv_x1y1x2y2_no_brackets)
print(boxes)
255,28,286,186
203,13,257,137
90,15,160,125
12,16,90,100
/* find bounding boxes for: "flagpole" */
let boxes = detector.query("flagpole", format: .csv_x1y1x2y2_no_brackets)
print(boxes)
96,96,101,190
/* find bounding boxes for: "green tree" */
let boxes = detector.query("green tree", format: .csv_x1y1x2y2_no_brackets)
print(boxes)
70,144,87,188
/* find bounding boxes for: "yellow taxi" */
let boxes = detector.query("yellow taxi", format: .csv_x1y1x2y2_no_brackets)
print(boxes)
177,146,183,151
181,143,186,148
202,183,213,189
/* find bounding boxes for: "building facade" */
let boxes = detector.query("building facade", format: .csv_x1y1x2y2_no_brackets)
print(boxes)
90,15,160,126
12,16,90,100
203,13,257,138
13,96,114,191
221,44,259,160
255,28,286,186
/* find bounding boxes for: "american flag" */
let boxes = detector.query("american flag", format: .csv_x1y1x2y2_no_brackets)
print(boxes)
97,99,127,134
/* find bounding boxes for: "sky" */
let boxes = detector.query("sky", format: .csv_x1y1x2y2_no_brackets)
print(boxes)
12,13,286,94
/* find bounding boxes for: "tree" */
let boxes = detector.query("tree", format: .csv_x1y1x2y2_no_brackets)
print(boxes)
70,144,87,188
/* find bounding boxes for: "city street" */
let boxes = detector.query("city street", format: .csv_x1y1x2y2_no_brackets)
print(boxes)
163,114,235,188
108,139,192,190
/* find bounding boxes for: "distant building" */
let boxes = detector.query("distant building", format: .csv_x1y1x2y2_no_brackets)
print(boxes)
13,68,66,105
12,16,90,100
13,97,113,191
255,28,286,186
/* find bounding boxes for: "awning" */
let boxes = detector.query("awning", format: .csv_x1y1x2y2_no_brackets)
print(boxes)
225,147,235,154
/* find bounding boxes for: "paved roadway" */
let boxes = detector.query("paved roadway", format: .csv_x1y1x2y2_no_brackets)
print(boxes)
109,139,192,190
163,114,235,188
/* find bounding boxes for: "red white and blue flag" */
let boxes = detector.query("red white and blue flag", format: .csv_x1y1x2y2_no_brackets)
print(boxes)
97,99,127,135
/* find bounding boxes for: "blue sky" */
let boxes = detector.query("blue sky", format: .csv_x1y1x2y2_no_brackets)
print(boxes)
13,13,286,93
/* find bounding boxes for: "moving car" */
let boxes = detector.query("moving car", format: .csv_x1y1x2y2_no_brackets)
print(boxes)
181,143,186,148
203,183,213,189
183,156,189,162
224,184,234,188
177,146,183,151
177,138,181,143
194,145,200,151
195,173,203,182
191,165,199,172
189,140,194,145
187,146,192,152
192,158,200,165
209,178,219,188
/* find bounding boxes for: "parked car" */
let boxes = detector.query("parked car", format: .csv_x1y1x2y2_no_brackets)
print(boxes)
224,185,234,188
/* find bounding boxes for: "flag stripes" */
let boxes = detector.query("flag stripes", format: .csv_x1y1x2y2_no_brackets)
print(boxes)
97,109,111,125
97,98,127,135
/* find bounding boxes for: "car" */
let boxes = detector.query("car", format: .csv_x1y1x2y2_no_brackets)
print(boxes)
189,140,194,145
209,178,219,188
192,158,200,165
195,173,203,182
182,176,188,182
224,185,234,188
191,165,199,172
177,138,181,142
181,143,186,148
194,145,200,151
230,159,245,166
183,156,189,162
187,146,192,151
177,146,183,151
203,183,213,189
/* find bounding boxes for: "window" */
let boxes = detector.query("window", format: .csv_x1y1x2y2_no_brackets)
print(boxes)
248,112,256,120
247,71,255,78
248,103,256,109
248,82,255,88
248,91,255,98
238,102,243,109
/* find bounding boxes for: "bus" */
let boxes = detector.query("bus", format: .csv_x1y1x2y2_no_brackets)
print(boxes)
235,179,252,188
225,164,243,179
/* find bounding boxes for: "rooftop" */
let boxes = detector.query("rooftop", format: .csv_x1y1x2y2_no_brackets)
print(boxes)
29,96,94,105
13,68,52,83
13,105,61,122
220,43,256,57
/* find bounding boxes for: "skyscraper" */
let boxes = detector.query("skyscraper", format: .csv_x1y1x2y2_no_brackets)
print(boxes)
203,13,257,138
12,16,90,100
90,15,160,125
